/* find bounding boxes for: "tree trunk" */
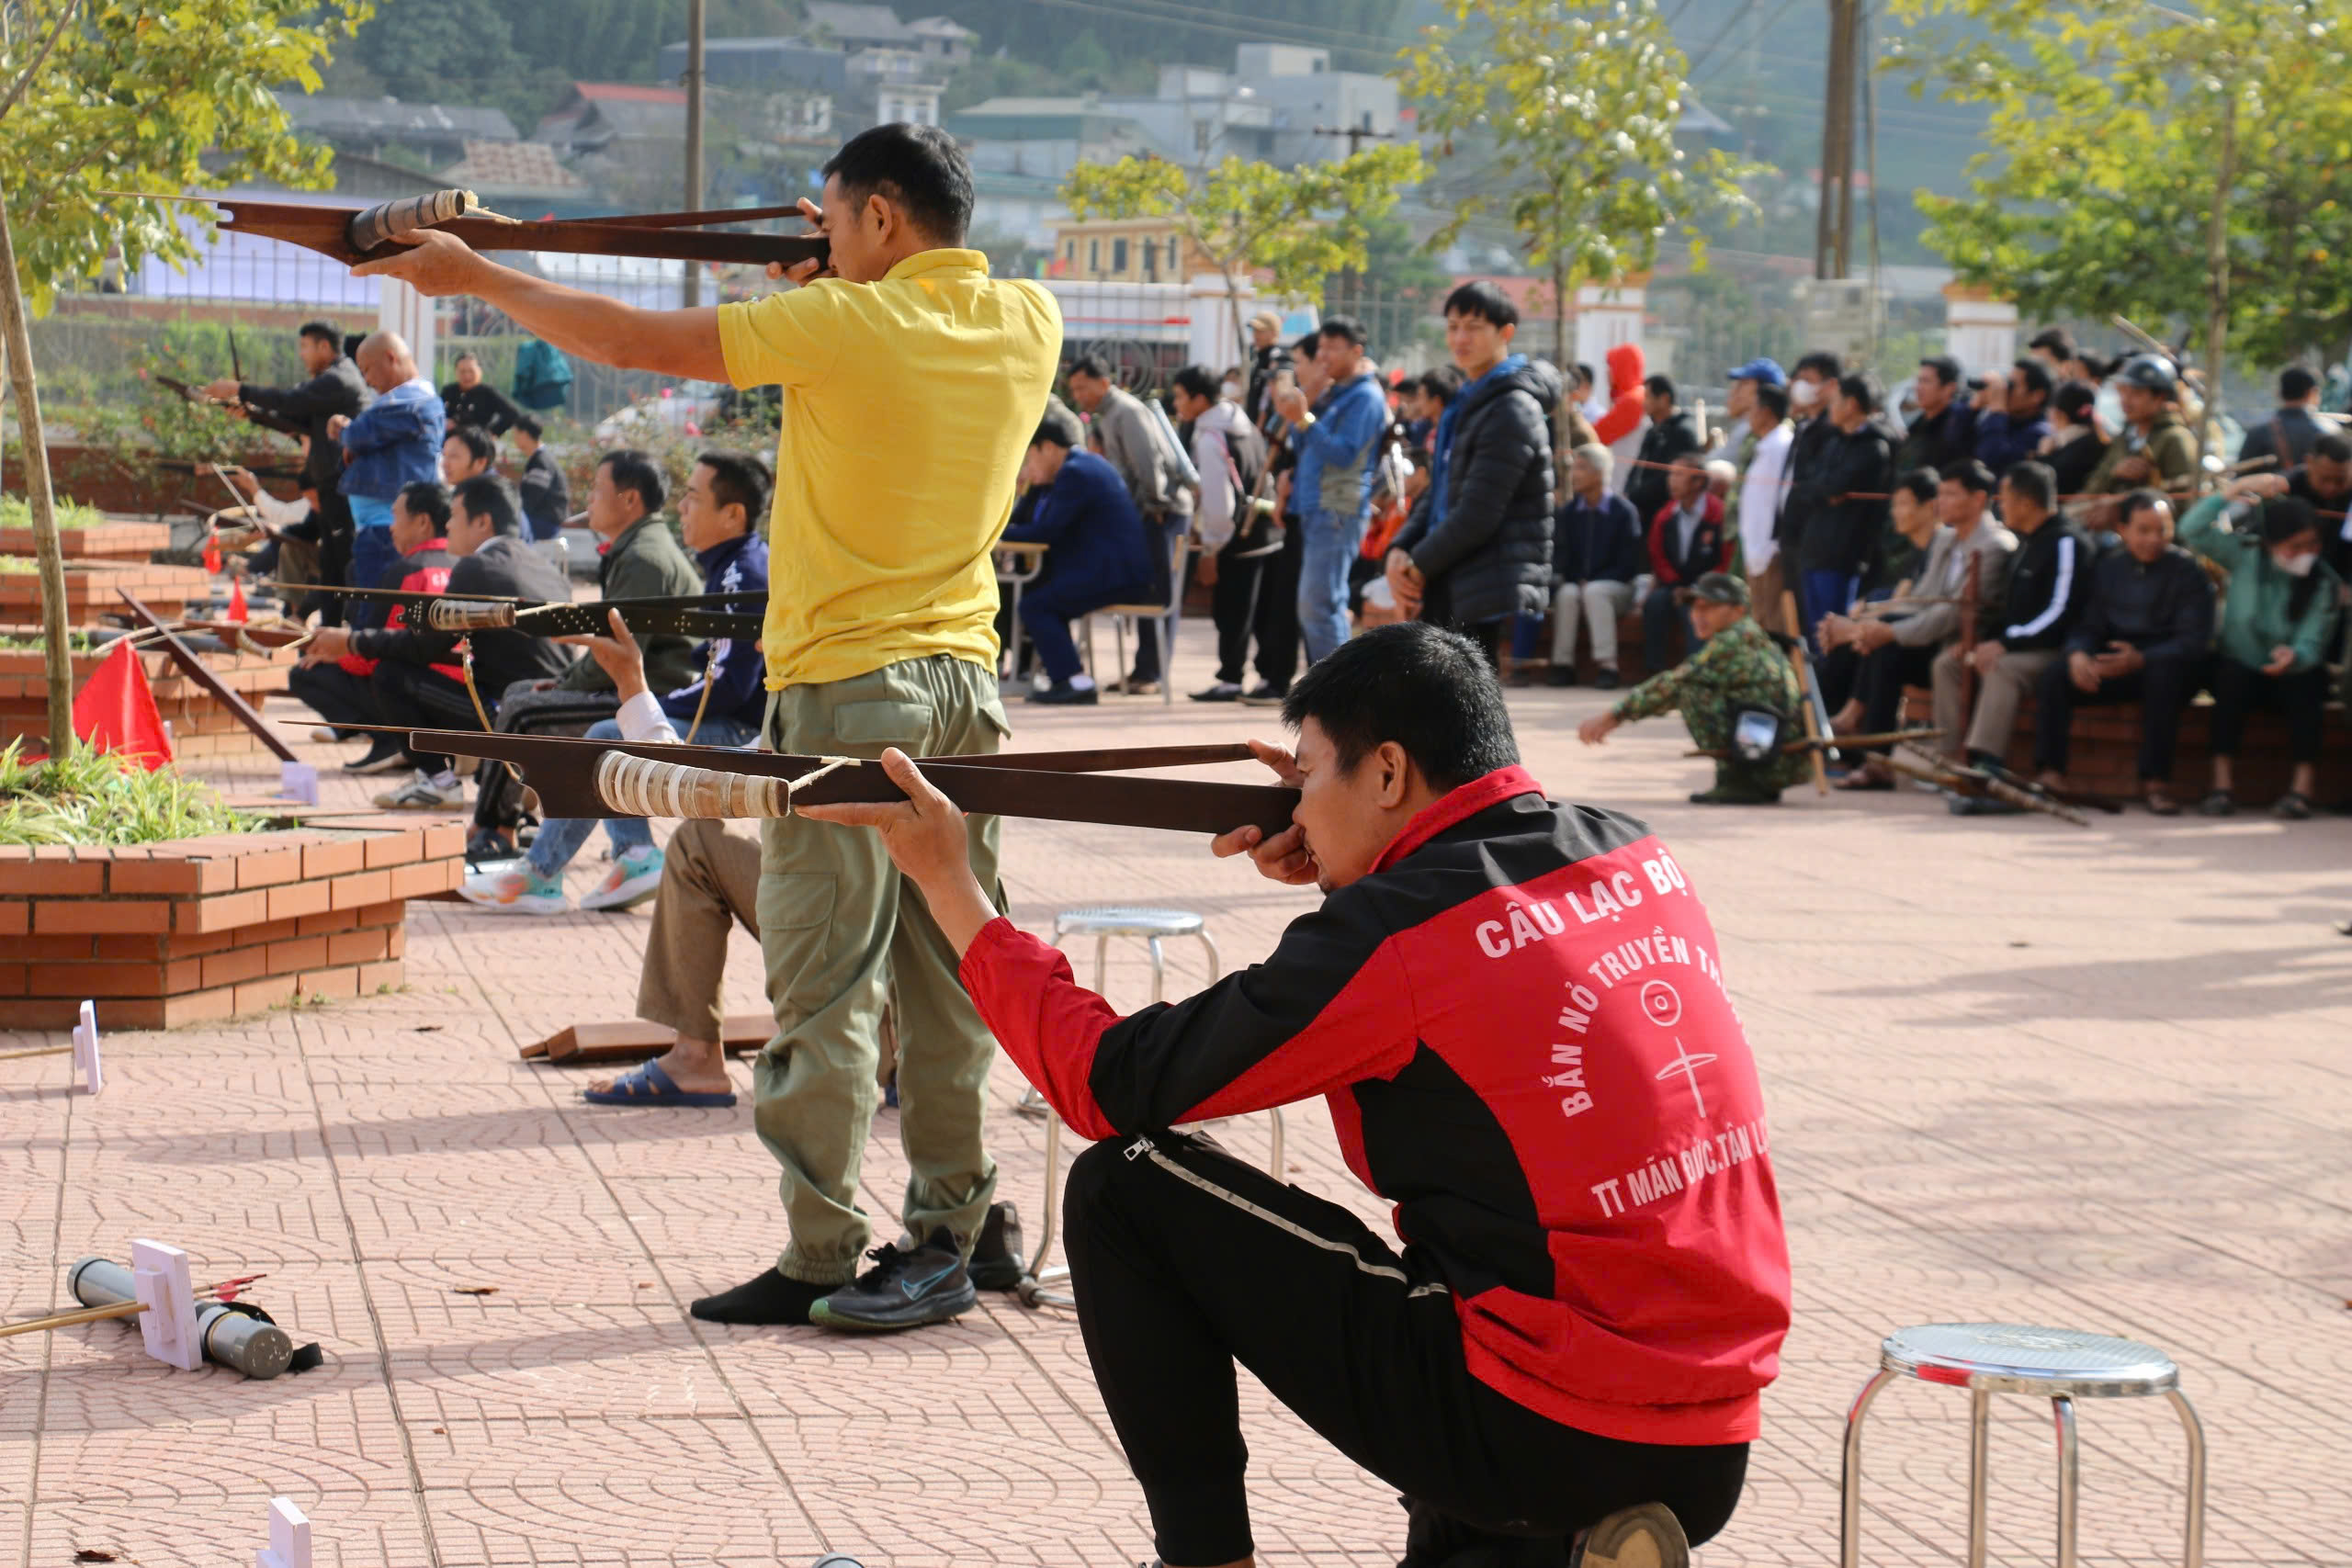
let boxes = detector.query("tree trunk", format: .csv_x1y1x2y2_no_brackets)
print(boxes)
1552,257,1572,457
0,176,73,759
2199,84,2237,489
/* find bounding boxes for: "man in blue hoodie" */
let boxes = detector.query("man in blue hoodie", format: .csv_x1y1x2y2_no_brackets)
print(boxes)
1273,315,1391,665
458,450,773,916
327,332,446,593
1001,406,1155,705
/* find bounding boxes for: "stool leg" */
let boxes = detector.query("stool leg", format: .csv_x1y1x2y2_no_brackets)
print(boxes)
1266,1105,1285,1176
1839,1368,1896,1568
2052,1394,2079,1568
2165,1389,2206,1568
1147,936,1166,1004
1966,1388,1991,1568
1094,934,1110,995
1027,1110,1062,1282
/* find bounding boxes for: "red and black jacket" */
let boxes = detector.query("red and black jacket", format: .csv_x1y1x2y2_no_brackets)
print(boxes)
963,766,1792,1447
341,540,459,683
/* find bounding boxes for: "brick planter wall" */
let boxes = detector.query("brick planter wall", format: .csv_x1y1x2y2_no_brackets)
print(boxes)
0,560,209,622
5,445,298,517
0,640,292,758
0,819,465,1029
0,520,173,561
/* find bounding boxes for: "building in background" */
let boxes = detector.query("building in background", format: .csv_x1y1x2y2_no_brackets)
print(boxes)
277,95,518,169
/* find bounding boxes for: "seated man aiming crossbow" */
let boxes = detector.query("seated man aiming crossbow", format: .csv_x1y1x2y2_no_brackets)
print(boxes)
802,622,1792,1568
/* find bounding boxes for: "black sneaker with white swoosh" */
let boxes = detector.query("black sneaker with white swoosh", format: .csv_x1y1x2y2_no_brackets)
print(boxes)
808,1226,978,1332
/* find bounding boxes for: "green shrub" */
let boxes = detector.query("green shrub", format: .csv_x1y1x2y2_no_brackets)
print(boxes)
0,739,257,847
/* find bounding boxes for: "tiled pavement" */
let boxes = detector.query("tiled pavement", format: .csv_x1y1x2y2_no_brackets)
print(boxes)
5,657,2350,1568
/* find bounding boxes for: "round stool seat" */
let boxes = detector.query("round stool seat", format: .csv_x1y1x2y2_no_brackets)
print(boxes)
1882,1323,2180,1398
1054,906,1205,939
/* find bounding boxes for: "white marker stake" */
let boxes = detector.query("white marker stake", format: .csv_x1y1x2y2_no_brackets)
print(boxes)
257,1497,311,1568
72,1000,101,1096
130,1238,202,1371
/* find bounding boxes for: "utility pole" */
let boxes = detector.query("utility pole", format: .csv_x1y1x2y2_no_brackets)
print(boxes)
1815,0,1859,280
1311,124,1396,155
682,0,706,310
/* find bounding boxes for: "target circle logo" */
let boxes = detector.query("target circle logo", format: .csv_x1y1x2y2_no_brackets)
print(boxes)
1637,979,1683,1028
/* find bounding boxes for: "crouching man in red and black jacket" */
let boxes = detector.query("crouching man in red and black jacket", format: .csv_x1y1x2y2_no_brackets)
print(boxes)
803,622,1791,1568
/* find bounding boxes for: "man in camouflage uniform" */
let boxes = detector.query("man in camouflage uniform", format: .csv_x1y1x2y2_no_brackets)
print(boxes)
1577,573,1810,804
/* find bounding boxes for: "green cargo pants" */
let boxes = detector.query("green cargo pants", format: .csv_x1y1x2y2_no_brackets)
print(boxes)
754,653,1008,1285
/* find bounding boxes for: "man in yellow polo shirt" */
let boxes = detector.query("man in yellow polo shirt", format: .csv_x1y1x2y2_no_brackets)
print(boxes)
356,124,1062,1331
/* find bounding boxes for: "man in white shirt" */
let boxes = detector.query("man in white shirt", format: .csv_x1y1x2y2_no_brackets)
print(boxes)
1736,381,1795,629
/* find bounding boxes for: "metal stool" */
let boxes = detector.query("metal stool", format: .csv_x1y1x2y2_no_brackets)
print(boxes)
1842,1323,2206,1568
1015,906,1285,1310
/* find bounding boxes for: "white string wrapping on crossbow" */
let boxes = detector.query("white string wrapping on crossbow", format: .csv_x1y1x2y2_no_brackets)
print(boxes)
594,751,856,819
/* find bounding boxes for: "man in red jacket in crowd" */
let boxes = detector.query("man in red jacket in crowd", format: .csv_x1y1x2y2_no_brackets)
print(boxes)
805,623,1791,1568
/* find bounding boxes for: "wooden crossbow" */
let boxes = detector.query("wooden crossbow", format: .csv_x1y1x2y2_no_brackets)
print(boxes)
273,583,765,641
401,733,1303,838
110,188,830,271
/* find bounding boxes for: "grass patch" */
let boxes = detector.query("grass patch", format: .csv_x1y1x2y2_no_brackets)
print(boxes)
0,739,257,847
0,494,108,530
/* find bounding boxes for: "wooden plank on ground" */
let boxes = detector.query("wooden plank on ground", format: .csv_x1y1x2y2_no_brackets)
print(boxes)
526,1012,773,1064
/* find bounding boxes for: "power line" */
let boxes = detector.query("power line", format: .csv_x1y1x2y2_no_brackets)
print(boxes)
999,0,1405,59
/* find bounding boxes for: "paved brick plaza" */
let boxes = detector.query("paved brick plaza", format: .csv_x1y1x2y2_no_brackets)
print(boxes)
5,664,2348,1568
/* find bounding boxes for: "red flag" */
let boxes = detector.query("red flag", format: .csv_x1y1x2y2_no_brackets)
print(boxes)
228,579,248,622
72,640,174,771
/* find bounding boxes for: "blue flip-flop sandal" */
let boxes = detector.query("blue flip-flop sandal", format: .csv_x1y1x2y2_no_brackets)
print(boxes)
582,1058,738,1108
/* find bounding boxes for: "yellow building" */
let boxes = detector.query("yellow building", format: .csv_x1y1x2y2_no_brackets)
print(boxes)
1050,217,1218,284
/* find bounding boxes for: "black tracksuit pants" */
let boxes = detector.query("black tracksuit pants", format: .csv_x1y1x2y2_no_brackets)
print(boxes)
1858,641,1939,752
367,659,479,774
1064,1130,1749,1568
2033,650,2197,780
2208,656,2326,762
1208,525,1303,692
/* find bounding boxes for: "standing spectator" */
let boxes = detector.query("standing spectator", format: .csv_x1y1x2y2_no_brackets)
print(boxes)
1795,371,1897,639
1384,281,1556,658
1640,456,1731,670
1242,310,1291,432
211,321,368,621
2287,434,2352,590
1934,460,2091,772
1895,355,1975,477
1591,342,1650,481
2038,380,2109,499
2179,481,2339,818
1824,461,2015,789
2027,327,2075,373
441,423,496,487
1244,333,1326,705
1712,358,1784,465
2033,491,2214,812
1772,351,1847,613
1815,467,1944,724
2234,367,2333,474
1973,358,2054,476
326,331,444,597
512,416,571,542
440,350,525,434
1574,361,1609,427
1002,408,1155,705
459,451,774,915
1170,365,1286,704
1272,315,1390,665
1736,382,1796,627
2081,355,2199,521
1409,367,1462,454
1066,355,1194,694
1623,373,1702,526
1530,444,1645,687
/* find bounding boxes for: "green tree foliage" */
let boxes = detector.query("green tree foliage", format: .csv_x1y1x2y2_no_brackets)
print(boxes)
1886,0,2352,380
1063,145,1428,354
1398,0,1758,371
0,0,368,309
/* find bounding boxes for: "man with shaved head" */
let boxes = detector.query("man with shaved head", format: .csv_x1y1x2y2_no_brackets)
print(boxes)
327,330,446,592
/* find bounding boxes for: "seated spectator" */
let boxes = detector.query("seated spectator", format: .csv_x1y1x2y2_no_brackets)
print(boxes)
2178,480,2342,818
2033,491,2215,813
302,475,571,815
2080,356,2199,525
1524,444,1644,688
2235,366,2333,473
1641,456,1732,671
460,452,772,915
1385,280,1557,656
442,423,497,487
1823,461,2016,789
1935,461,2092,773
1895,355,1975,476
512,417,572,543
1624,373,1702,526
1814,468,1943,722
1003,407,1156,705
1703,457,1737,504
288,480,458,775
1578,573,1810,805
2038,380,2109,499
1973,357,2053,476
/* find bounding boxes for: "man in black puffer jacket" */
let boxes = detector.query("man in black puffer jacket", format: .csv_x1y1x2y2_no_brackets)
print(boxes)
1386,281,1556,660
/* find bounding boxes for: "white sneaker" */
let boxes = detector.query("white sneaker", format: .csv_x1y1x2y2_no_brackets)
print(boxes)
578,845,665,912
373,770,466,810
455,864,570,915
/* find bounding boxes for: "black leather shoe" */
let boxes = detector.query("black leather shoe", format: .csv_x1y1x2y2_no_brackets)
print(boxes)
969,1201,1026,1292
